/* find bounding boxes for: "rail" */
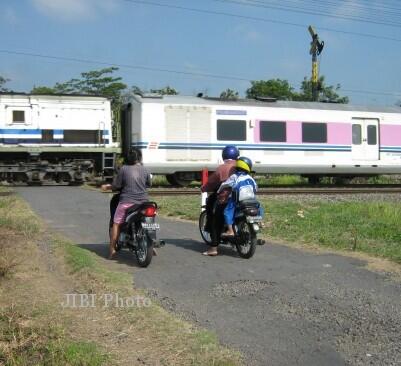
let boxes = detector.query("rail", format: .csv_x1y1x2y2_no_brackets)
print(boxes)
147,185,401,196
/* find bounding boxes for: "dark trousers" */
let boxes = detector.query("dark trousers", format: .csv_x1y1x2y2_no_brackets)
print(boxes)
206,193,225,247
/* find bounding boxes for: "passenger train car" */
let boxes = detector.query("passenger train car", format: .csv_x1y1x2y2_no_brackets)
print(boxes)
123,94,401,185
0,93,118,184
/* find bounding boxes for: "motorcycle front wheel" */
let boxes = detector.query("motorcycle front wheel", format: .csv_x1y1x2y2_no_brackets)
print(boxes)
236,222,257,259
199,210,212,245
135,227,153,267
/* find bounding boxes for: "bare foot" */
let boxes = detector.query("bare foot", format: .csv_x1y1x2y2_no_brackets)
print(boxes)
202,248,218,256
221,231,235,237
108,250,116,259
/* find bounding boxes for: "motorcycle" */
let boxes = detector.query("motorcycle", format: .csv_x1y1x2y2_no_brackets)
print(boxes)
199,198,263,259
109,194,161,267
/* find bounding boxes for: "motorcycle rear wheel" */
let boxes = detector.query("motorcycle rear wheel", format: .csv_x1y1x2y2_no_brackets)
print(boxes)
135,227,153,267
236,222,257,259
199,210,212,245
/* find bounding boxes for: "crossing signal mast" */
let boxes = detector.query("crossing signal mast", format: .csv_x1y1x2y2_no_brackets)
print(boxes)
308,26,324,102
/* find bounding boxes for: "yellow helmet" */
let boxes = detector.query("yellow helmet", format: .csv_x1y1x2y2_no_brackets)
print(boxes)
236,156,252,173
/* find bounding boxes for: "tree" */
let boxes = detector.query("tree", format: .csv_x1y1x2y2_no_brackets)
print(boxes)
150,86,178,95
295,76,349,104
246,79,294,100
0,76,10,92
220,88,239,100
31,67,127,101
31,86,57,94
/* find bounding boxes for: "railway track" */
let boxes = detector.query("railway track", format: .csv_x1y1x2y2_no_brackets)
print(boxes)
148,185,401,196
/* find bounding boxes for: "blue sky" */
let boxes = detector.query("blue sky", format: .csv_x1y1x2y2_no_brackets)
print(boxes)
1,0,400,105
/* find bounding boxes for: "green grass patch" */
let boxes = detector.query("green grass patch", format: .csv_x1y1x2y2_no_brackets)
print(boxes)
256,174,308,186
154,195,401,263
0,306,109,366
63,241,96,273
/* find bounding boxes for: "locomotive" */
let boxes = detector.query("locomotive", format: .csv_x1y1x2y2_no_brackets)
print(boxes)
0,92,118,184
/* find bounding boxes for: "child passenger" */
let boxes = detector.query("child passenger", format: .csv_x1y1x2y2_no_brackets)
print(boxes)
217,156,258,237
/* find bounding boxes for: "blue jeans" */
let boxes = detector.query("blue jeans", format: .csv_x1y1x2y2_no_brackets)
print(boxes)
224,199,264,226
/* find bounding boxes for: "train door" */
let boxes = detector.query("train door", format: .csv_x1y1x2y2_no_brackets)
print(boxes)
351,118,379,160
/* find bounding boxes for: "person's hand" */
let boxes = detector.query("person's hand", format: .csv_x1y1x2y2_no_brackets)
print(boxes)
101,184,112,192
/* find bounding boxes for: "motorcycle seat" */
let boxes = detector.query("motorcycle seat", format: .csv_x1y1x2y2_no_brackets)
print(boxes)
238,199,260,209
125,201,158,216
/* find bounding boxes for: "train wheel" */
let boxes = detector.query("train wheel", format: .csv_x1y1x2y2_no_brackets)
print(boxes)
165,174,191,187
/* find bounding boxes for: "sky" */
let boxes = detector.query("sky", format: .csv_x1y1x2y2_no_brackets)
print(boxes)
0,0,400,106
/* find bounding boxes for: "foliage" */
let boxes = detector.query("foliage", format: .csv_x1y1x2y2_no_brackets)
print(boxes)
246,79,294,100
30,67,127,103
0,76,10,92
295,76,349,103
150,85,179,95
245,76,348,103
31,86,57,94
220,88,239,100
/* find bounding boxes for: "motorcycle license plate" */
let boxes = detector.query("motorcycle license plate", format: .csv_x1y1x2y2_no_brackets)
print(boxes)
246,216,263,223
141,223,160,230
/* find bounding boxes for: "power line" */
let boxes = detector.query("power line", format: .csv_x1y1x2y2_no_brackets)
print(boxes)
1,48,400,99
119,0,401,43
0,49,250,82
214,0,401,28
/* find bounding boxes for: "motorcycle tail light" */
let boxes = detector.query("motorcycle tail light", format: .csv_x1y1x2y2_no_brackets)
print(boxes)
143,206,157,217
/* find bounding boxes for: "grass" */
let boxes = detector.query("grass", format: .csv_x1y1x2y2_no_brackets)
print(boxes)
265,198,401,262
0,306,108,366
153,194,401,264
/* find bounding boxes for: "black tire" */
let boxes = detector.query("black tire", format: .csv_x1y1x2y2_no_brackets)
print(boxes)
165,173,191,187
199,210,212,245
236,222,257,259
135,228,153,267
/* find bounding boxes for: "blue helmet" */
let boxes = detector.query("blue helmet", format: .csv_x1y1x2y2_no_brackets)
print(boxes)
222,145,240,160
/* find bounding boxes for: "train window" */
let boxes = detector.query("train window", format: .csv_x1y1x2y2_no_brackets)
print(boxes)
352,124,362,145
367,125,377,145
64,130,103,143
302,122,327,143
12,110,25,123
260,121,286,142
217,119,246,141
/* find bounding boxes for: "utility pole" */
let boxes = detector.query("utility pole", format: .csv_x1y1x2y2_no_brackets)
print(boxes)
308,26,324,101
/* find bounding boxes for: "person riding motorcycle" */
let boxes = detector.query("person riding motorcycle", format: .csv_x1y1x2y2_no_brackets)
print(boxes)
218,156,258,237
201,145,239,256
103,148,152,259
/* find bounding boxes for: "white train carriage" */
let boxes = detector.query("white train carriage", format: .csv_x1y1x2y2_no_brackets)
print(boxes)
124,94,401,185
0,93,119,184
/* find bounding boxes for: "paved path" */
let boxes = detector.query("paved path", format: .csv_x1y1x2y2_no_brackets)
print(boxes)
16,187,401,366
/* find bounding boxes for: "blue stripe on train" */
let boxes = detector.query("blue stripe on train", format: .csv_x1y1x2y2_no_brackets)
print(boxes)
0,129,109,135
0,129,63,134
1,139,109,144
131,142,352,151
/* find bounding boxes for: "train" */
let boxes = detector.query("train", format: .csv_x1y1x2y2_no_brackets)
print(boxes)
2,92,401,185
123,94,401,185
0,92,118,184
